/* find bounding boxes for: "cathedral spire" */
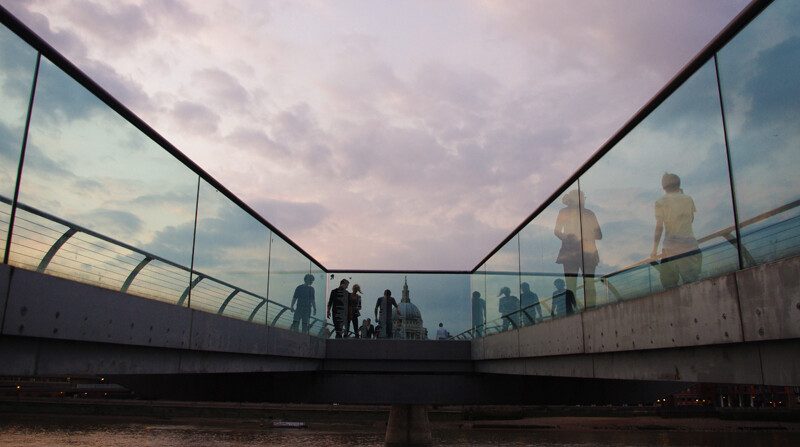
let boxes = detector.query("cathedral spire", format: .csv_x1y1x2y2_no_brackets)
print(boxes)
402,276,410,303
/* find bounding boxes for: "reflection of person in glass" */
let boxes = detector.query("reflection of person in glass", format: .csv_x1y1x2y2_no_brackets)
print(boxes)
520,282,541,325
498,286,520,332
650,173,702,288
551,278,576,318
554,189,602,309
472,291,486,337
345,284,363,338
327,279,349,338
290,274,316,333
374,289,400,339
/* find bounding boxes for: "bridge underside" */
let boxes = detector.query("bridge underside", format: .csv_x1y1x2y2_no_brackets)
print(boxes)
105,371,687,406
0,334,685,405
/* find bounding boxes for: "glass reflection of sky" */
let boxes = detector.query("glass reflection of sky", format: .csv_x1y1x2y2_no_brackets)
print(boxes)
718,0,800,266
579,59,738,299
191,179,272,322
194,179,270,296
0,25,37,261
1,0,799,339
519,181,581,313
484,236,520,332
268,234,314,330
18,57,199,267
470,268,486,337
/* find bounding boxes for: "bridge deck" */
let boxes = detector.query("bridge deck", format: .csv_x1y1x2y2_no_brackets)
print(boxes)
1,254,798,404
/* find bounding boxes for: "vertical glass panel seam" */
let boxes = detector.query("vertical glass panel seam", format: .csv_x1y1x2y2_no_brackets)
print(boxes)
576,180,586,311
4,52,40,265
713,53,745,271
265,231,273,326
188,176,201,308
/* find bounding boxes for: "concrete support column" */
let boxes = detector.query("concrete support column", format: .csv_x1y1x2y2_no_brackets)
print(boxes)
385,404,432,447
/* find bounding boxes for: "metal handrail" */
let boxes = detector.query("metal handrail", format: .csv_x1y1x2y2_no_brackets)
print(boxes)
1,194,330,334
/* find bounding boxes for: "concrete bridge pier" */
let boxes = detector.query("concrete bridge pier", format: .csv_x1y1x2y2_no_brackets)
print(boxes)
385,404,432,447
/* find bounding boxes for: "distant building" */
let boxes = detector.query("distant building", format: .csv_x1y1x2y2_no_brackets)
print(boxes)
656,383,797,408
392,278,428,340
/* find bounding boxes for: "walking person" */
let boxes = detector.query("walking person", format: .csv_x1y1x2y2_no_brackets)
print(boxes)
374,289,399,338
346,284,363,337
436,322,450,340
327,279,349,338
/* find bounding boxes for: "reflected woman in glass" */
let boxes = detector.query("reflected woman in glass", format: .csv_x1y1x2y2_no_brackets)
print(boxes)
554,189,602,309
346,284,363,338
650,173,702,288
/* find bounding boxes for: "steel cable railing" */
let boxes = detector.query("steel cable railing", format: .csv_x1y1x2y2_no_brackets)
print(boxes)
1,194,331,336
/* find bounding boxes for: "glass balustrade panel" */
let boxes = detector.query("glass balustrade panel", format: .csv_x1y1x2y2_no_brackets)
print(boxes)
308,262,328,337
578,59,738,302
10,56,199,301
267,234,314,331
193,179,270,322
470,267,487,339
717,0,800,267
519,184,581,323
485,236,520,335
0,24,38,261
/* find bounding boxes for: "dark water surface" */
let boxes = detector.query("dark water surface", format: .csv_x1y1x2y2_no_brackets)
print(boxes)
1,415,798,447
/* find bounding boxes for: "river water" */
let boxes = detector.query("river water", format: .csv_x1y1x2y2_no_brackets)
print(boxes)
1,416,798,447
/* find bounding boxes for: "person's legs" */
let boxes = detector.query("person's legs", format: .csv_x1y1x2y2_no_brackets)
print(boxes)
333,319,342,338
563,263,579,298
678,251,703,284
332,306,344,338
522,309,533,326
658,257,679,289
385,320,393,339
294,307,309,333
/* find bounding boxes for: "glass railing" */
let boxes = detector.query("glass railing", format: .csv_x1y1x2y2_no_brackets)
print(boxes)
1,193,329,336
470,0,800,339
325,272,470,340
0,9,330,337
2,0,798,345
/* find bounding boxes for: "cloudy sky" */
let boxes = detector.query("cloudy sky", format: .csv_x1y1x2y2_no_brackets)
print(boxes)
2,0,751,271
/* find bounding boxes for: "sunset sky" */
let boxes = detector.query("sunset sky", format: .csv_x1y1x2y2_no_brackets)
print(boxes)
2,0,752,271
